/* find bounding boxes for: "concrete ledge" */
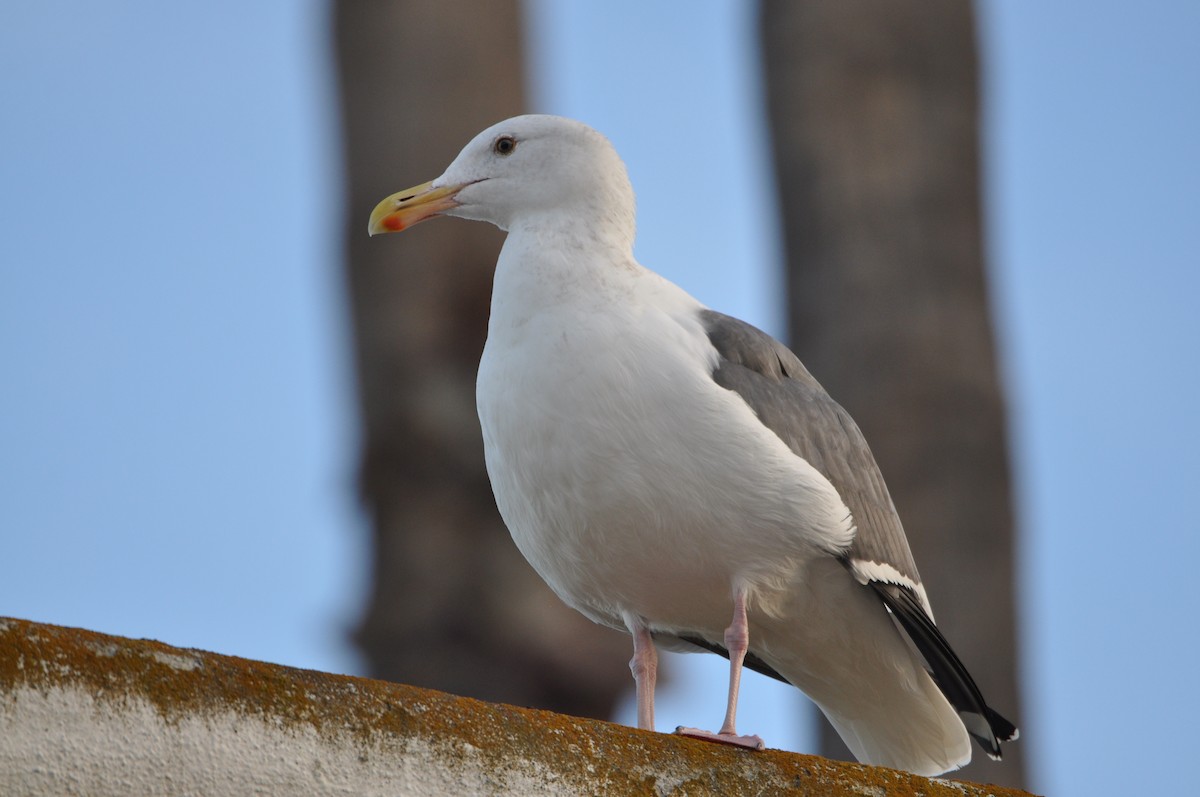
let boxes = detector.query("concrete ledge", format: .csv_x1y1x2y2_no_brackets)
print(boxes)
0,617,1035,796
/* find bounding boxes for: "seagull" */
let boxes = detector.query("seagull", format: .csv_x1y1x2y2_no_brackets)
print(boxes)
368,114,1017,776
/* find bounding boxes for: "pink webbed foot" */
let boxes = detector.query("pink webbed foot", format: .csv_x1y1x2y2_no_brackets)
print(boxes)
675,726,765,750
673,587,766,750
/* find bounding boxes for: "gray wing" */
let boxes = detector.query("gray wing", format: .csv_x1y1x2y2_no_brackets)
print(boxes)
698,309,922,590
699,311,1019,756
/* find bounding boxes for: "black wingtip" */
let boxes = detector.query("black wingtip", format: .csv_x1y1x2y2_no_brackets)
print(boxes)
870,581,1018,758
987,706,1020,742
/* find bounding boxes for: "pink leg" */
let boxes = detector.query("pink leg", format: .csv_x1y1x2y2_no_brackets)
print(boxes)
675,588,765,750
625,616,658,731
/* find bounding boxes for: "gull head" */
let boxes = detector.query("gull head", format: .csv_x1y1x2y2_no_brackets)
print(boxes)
369,115,635,241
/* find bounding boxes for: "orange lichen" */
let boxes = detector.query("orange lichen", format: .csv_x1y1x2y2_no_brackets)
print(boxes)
0,617,1036,797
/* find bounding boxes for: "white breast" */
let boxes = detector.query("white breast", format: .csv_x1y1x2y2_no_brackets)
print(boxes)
475,232,854,638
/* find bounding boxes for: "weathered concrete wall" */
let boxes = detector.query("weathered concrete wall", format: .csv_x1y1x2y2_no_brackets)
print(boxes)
0,618,1035,796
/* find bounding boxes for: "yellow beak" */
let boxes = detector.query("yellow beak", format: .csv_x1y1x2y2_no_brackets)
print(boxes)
367,181,466,236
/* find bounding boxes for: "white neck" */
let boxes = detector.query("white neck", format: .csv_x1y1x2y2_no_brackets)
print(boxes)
485,219,642,338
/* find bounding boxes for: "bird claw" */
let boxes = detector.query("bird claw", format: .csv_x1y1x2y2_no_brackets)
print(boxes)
675,726,765,750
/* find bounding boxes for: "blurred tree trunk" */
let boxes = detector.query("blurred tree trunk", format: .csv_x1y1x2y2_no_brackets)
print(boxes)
333,0,630,720
760,0,1025,788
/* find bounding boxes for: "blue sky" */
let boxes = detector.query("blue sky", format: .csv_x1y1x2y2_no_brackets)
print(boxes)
2,3,1198,795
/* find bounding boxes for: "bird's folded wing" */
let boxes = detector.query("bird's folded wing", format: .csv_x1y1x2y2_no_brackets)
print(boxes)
698,309,924,602
698,309,1018,756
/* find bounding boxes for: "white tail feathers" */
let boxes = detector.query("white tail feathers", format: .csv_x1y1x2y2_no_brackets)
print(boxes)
817,672,971,776
753,558,974,776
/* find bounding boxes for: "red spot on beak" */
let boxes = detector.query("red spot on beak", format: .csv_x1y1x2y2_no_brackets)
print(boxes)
382,214,405,232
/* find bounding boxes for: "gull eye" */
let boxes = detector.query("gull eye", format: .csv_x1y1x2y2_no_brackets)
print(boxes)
493,135,517,156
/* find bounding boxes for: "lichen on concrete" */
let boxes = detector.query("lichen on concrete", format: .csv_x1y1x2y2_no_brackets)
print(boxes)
0,617,1038,796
